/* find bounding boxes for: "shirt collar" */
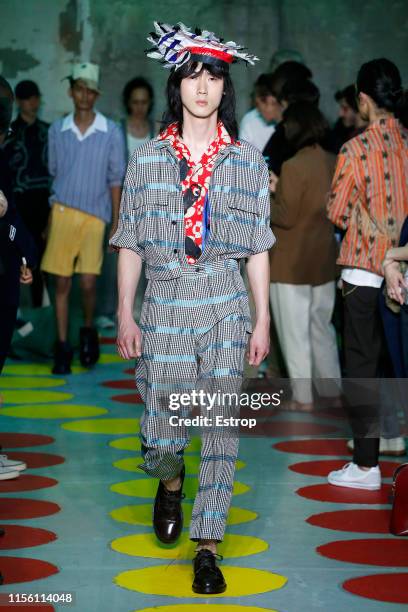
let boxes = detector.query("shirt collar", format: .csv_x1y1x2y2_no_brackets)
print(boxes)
367,116,400,132
61,111,107,141
155,121,241,154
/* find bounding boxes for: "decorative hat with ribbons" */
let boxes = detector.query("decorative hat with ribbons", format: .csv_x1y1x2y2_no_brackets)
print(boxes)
146,22,258,69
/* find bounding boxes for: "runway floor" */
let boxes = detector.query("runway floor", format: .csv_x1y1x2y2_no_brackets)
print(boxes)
0,336,407,612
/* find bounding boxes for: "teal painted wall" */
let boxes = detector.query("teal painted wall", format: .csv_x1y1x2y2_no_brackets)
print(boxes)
1,0,407,124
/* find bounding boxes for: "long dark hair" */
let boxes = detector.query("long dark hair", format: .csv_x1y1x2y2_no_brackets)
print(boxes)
161,60,238,139
122,77,154,116
283,101,329,152
356,58,408,127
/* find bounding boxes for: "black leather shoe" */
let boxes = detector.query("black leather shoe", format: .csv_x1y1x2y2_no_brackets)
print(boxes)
79,327,100,367
52,341,73,375
153,465,185,544
192,548,226,594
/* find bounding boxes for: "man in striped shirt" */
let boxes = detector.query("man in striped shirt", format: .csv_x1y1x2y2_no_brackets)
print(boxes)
41,63,126,374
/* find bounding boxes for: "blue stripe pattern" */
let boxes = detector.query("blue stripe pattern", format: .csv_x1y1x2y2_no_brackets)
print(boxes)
48,116,126,223
144,291,247,307
142,353,197,363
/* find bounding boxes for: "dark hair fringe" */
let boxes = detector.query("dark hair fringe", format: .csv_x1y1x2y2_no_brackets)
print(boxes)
161,60,238,139
357,58,408,127
122,77,154,115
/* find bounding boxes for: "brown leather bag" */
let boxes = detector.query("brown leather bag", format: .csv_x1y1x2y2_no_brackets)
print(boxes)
390,463,408,536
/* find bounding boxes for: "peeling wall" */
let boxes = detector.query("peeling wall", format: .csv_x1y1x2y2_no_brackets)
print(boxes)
1,0,407,124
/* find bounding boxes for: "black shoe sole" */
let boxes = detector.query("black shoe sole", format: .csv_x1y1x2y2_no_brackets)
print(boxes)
192,583,227,594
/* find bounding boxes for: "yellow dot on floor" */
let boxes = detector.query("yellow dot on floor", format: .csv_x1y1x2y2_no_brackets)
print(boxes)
133,605,279,612
110,437,142,452
113,456,246,474
110,504,257,527
2,363,86,375
115,565,287,597
109,436,202,453
111,532,267,559
111,478,250,499
0,390,73,404
0,376,66,389
73,353,126,365
0,404,108,419
61,418,140,434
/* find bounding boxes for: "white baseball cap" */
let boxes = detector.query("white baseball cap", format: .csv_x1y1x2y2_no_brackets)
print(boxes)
70,62,100,93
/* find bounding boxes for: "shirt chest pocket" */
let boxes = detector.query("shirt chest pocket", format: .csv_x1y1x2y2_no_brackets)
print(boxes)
134,191,182,247
215,194,260,252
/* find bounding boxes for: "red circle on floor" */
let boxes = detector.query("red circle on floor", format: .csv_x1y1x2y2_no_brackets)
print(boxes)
100,337,116,344
0,525,57,549
0,498,60,520
343,573,408,604
318,539,408,566
290,459,401,478
101,379,135,389
5,452,65,469
307,509,391,533
0,475,58,493
273,438,351,455
0,556,59,584
111,393,143,404
243,421,339,436
297,483,391,504
0,433,55,449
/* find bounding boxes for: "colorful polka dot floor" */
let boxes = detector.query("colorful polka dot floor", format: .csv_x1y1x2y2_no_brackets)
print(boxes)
0,338,407,611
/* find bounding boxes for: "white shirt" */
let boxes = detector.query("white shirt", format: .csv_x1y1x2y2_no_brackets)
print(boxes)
127,132,151,158
239,108,276,152
61,111,108,142
341,267,384,288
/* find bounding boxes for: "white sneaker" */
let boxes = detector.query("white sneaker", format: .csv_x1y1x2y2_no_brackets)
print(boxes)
381,437,406,456
95,316,115,329
328,462,381,490
347,437,406,456
0,466,20,481
0,454,27,472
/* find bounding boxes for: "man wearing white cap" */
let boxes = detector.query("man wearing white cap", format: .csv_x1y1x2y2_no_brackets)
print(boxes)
42,62,126,374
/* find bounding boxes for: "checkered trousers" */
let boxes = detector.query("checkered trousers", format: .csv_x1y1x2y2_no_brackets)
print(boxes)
137,305,248,542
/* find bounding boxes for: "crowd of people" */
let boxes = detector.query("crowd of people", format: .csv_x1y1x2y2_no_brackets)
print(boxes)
0,53,407,467
1,21,408,593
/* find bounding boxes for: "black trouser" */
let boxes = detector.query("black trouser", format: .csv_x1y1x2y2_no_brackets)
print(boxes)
16,190,49,308
343,282,381,467
0,272,19,374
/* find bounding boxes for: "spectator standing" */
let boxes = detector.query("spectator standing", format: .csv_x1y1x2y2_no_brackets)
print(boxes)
120,77,155,159
239,74,278,152
327,58,408,491
262,61,313,175
269,102,341,410
5,80,50,306
0,76,36,490
41,63,126,374
328,84,368,154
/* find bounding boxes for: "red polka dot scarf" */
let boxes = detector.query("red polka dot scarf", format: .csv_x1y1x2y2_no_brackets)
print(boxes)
158,121,235,264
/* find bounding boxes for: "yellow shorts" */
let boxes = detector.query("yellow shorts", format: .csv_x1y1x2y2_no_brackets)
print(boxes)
41,204,105,277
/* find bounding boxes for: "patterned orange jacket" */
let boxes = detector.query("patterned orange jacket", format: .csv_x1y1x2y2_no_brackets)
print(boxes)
327,117,408,275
